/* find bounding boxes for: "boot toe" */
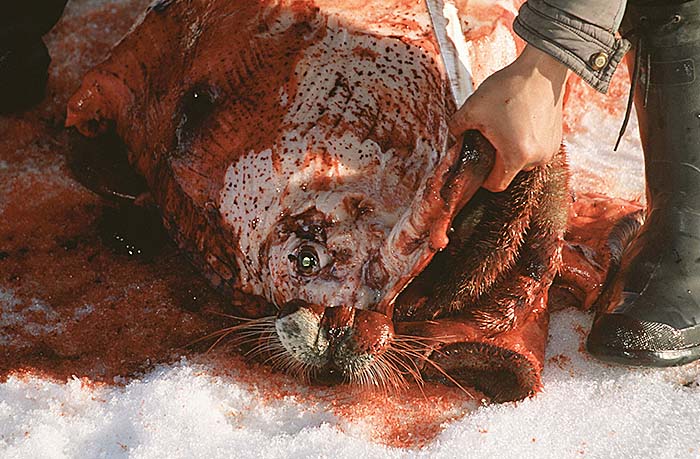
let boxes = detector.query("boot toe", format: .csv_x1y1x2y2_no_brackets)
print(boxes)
586,313,700,367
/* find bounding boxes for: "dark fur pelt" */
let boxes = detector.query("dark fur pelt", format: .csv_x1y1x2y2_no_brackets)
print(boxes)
396,150,570,334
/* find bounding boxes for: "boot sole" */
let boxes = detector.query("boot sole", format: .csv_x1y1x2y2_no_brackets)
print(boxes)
587,341,700,367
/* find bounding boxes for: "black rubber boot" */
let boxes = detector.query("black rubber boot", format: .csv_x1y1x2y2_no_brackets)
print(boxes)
587,0,700,366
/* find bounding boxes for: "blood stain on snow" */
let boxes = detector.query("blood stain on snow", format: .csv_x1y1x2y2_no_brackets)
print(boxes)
548,354,571,368
203,350,479,449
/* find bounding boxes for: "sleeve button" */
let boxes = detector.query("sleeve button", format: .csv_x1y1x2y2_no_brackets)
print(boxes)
589,52,609,70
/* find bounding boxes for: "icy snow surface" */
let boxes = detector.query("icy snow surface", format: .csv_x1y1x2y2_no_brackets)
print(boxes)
2,0,700,458
4,311,700,458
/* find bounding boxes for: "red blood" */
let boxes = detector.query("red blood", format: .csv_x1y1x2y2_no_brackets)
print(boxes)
0,0,645,449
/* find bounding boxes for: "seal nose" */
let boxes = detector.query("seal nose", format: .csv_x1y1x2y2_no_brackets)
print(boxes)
277,300,304,319
320,305,356,344
274,301,395,381
348,308,394,355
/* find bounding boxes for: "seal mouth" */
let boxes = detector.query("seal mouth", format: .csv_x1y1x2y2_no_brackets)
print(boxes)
261,299,476,393
273,300,395,383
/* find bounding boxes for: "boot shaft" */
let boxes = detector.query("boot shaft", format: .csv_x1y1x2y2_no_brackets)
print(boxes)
583,0,700,368
624,0,700,218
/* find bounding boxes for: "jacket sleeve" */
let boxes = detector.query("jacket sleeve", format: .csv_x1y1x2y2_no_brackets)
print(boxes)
513,0,630,93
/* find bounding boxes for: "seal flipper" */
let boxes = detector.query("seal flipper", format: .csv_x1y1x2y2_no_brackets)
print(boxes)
395,301,548,403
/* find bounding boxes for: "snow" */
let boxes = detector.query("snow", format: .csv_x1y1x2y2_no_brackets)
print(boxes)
567,108,645,203
2,311,700,458
2,1,700,458
0,289,64,346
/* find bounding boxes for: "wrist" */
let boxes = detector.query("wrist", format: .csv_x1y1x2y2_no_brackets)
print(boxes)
514,45,569,100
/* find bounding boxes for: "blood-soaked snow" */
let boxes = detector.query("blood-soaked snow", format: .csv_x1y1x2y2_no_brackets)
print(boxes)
3,311,700,458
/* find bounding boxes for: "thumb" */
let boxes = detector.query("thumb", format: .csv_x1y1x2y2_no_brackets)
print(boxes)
482,155,519,193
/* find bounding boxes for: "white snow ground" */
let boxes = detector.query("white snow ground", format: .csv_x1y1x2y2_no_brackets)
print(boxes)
4,310,700,459
3,1,700,458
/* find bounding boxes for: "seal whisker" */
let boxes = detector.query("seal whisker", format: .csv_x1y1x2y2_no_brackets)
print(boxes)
360,367,371,389
299,362,314,384
301,362,315,383
226,335,269,352
279,355,308,379
393,334,455,344
365,361,383,393
205,329,239,353
391,346,474,398
388,359,411,392
392,337,434,349
233,328,277,341
246,332,285,363
244,339,283,359
188,315,277,350
372,364,384,392
231,332,271,344
353,366,364,388
268,345,304,375
264,351,292,372
383,348,428,400
186,326,244,348
373,354,397,391
391,340,433,358
388,349,423,382
251,337,285,360
377,366,390,395
203,310,276,323
353,368,364,388
369,362,385,393
384,349,422,389
374,356,404,394
221,326,278,355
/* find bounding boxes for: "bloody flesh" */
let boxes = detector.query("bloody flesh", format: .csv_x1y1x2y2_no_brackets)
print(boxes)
1,0,643,448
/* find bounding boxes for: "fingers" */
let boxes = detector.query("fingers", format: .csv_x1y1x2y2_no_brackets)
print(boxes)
449,98,525,193
483,154,519,192
446,75,562,193
483,149,550,192
450,103,516,193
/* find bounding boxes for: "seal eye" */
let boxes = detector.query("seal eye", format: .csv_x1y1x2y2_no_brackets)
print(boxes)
295,245,320,276
287,241,331,277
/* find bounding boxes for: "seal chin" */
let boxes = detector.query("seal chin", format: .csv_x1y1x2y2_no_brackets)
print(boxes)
274,301,394,382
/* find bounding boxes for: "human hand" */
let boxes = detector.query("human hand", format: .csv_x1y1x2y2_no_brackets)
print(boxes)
448,45,569,192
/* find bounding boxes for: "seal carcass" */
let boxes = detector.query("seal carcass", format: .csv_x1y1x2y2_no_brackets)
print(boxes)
66,0,569,400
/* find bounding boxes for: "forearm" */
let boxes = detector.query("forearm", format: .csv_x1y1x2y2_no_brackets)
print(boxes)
513,0,630,93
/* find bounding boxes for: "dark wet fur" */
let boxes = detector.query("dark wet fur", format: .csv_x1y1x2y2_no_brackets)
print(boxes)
398,150,570,332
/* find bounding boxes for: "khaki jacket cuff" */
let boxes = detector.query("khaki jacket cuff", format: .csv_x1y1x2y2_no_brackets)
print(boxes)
513,1,631,93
